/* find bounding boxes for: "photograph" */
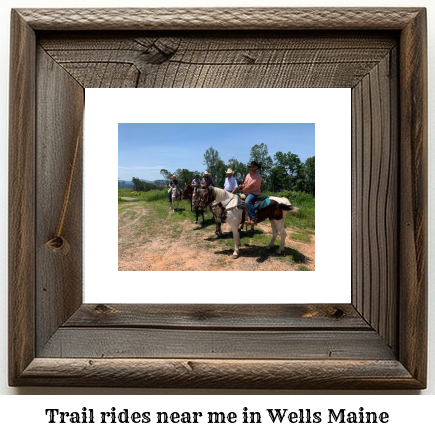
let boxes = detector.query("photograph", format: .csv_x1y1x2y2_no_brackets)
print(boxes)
118,123,315,271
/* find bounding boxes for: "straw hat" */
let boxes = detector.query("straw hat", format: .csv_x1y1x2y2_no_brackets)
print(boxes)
225,168,233,174
204,171,210,175
171,174,178,179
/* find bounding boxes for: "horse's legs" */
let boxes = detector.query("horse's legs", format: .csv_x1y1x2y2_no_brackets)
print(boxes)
227,210,242,258
267,218,287,254
214,214,222,237
267,219,279,250
277,218,287,254
194,207,199,223
229,220,240,258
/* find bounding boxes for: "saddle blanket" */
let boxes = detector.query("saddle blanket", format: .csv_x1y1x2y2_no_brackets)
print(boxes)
237,196,271,211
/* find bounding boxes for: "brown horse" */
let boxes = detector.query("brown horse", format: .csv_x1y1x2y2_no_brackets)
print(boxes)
182,184,208,224
182,184,226,237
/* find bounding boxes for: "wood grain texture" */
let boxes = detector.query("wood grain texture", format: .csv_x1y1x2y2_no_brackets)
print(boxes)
8,10,36,386
65,304,368,329
39,328,395,360
39,33,396,89
17,358,420,389
398,8,428,385
8,8,427,389
351,51,398,351
16,8,422,31
35,48,84,353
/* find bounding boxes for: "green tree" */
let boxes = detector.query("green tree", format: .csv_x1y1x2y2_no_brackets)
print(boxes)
249,143,273,190
174,168,197,187
203,146,226,187
303,156,315,196
228,157,248,185
160,169,172,184
132,177,156,192
132,177,143,191
273,151,304,191
269,165,287,192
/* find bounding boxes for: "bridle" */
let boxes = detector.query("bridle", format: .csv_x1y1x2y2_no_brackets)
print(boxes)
198,186,215,208
171,186,180,198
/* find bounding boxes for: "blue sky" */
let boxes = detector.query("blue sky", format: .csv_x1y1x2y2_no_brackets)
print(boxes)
118,123,315,181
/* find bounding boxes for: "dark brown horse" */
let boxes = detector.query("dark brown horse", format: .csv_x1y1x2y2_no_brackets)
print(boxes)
182,184,209,224
182,184,224,237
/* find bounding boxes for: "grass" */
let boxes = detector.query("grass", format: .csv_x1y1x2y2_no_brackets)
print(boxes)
290,231,312,243
118,187,167,202
298,265,310,271
264,190,315,231
118,187,315,268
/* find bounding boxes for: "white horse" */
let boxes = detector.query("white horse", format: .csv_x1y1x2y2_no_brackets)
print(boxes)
209,187,296,258
170,186,181,212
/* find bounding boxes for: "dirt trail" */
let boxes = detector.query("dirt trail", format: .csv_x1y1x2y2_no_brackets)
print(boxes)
118,201,314,271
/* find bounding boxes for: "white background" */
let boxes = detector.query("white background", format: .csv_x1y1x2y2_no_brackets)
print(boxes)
0,0,434,424
85,88,351,304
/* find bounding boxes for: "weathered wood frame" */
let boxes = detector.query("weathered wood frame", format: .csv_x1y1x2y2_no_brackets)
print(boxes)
9,8,427,388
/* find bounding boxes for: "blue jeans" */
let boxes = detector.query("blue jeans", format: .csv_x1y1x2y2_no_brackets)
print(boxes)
245,193,259,221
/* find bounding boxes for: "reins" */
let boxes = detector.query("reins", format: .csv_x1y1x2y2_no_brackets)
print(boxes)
213,187,237,209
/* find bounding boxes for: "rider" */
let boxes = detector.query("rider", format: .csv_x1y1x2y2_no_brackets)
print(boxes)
224,168,238,193
191,174,201,202
167,174,181,202
238,161,262,226
191,174,201,188
200,171,214,189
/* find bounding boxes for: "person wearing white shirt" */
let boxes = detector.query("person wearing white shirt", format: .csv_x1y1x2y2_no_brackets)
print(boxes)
224,168,238,193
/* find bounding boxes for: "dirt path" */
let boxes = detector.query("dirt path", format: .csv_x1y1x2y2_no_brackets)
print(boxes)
118,201,314,271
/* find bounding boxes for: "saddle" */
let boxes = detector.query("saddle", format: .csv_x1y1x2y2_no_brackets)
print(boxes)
237,194,270,209
236,194,271,225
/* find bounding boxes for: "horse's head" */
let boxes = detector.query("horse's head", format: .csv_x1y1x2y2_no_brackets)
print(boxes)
182,184,193,199
171,186,180,198
198,186,214,208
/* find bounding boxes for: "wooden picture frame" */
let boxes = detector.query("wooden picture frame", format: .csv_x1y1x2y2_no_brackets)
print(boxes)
9,8,427,388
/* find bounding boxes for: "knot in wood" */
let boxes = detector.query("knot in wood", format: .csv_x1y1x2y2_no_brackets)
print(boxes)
45,236,70,255
94,304,116,315
332,308,345,319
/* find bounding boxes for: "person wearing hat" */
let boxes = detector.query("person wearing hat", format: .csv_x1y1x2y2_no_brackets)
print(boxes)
190,174,201,203
200,171,214,189
167,174,181,202
238,161,262,225
191,174,201,188
224,168,238,193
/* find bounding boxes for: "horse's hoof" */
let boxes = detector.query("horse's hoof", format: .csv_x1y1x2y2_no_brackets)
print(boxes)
233,254,238,259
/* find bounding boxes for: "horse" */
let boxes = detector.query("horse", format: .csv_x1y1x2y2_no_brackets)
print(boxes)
183,184,254,236
182,184,210,224
199,187,296,258
170,186,181,212
209,200,226,237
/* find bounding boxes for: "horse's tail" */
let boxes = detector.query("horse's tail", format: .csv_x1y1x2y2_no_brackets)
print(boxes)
270,196,298,212
278,203,294,211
